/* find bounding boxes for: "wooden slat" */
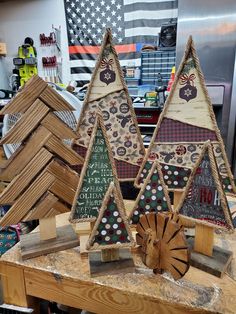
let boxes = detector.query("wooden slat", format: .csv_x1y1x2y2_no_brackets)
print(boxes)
52,200,70,214
0,147,53,205
46,159,79,189
0,125,52,181
41,112,76,139
0,99,50,144
0,76,47,114
49,179,75,205
39,85,74,111
22,192,59,222
45,135,83,165
0,171,55,226
40,216,57,241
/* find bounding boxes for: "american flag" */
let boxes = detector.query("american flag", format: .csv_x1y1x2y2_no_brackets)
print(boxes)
64,0,178,86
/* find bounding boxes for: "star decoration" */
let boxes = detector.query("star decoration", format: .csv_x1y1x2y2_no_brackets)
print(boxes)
104,72,111,81
184,88,192,97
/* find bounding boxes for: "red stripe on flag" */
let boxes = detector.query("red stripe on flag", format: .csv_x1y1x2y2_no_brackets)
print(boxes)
69,44,136,54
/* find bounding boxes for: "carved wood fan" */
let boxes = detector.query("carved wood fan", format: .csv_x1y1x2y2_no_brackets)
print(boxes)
136,212,190,280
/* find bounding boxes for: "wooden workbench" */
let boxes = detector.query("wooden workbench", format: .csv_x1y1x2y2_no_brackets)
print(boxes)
0,212,236,314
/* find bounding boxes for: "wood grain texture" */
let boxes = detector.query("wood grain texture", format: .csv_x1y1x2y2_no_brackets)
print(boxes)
0,148,53,205
0,99,50,145
52,200,70,214
194,224,214,257
20,224,79,260
137,213,190,280
39,85,74,111
46,159,79,189
24,268,214,314
0,75,47,114
41,112,76,139
0,264,29,307
0,171,55,226
49,179,75,205
39,216,57,241
22,192,59,222
0,125,52,181
45,135,83,165
101,248,120,262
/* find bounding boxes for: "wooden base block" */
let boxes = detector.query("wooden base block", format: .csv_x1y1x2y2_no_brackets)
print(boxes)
101,248,119,262
188,238,233,278
194,224,214,257
20,224,79,260
88,248,135,277
79,234,89,256
173,190,183,210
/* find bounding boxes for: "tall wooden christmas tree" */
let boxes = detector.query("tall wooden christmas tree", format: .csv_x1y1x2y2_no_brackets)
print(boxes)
0,75,83,259
73,29,145,181
176,141,234,277
70,112,122,223
129,161,172,225
136,36,235,195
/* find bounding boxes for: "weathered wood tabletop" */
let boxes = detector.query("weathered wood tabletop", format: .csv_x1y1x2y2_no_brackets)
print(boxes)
0,211,236,314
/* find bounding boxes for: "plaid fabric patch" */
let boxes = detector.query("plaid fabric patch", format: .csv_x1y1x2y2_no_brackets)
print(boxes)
156,118,217,142
72,143,139,180
115,159,140,180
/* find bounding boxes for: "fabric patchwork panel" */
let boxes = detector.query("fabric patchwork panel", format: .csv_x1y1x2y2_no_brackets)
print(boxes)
92,196,130,246
115,159,140,180
73,143,140,180
138,161,191,189
151,142,227,176
155,118,217,142
75,90,144,166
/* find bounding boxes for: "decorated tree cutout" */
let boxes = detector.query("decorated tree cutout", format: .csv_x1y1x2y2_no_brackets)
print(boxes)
73,28,145,181
87,182,134,250
176,141,234,276
70,112,122,223
136,36,235,194
129,161,172,225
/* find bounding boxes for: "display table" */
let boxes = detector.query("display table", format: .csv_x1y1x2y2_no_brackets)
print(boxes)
0,212,236,314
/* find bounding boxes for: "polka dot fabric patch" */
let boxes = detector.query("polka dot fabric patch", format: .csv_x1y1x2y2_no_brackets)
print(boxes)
138,161,191,190
130,168,170,225
92,196,130,246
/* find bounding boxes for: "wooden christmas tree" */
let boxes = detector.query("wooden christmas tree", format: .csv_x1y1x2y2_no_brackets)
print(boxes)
176,141,234,277
87,182,134,250
86,181,135,276
136,36,235,195
129,161,172,225
73,28,145,181
0,75,83,259
70,112,122,223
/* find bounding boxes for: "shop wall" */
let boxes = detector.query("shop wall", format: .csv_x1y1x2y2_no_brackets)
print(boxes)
0,0,71,89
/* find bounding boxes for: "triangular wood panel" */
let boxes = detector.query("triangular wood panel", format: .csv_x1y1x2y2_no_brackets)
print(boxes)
176,141,234,231
70,112,123,223
0,75,74,114
130,161,172,225
86,182,134,250
73,29,145,181
136,36,235,194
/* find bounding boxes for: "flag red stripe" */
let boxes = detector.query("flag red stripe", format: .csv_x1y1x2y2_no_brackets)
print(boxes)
69,44,136,54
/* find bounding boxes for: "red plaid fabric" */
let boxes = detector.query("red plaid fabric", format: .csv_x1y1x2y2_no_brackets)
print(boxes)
115,159,140,180
155,118,217,142
72,143,139,180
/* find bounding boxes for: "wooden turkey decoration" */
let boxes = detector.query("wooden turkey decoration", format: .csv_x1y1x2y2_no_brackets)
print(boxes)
136,212,190,280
